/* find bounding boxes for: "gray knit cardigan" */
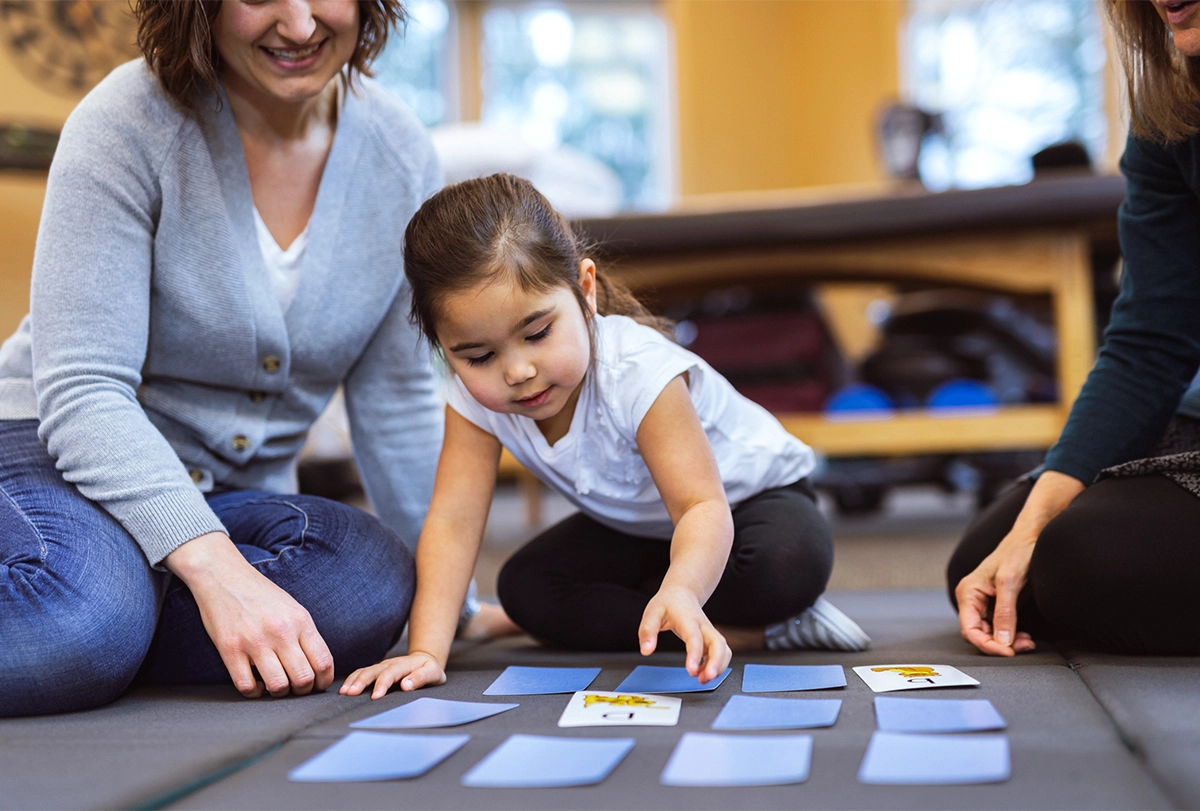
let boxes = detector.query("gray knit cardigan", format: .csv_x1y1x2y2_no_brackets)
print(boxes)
0,61,445,565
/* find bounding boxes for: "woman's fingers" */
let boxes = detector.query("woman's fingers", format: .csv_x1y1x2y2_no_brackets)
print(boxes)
990,565,1025,649
252,649,291,698
299,624,336,692
221,650,263,698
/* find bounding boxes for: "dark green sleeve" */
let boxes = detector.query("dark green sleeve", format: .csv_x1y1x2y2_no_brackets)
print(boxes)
1043,131,1200,483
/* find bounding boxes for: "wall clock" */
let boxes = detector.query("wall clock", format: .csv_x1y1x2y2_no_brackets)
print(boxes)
0,0,140,98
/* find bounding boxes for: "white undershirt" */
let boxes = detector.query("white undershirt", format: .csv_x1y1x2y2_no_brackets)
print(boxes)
253,205,308,312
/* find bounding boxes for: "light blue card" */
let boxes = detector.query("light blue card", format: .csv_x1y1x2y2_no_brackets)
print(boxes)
483,666,601,696
873,696,1006,733
742,664,847,693
614,665,732,694
660,732,813,786
351,697,519,729
288,731,469,782
858,731,1011,785
461,734,635,788
711,694,842,730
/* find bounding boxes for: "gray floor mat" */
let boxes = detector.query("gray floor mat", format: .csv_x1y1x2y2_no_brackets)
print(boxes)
164,591,1168,810
1066,652,1200,809
0,684,373,810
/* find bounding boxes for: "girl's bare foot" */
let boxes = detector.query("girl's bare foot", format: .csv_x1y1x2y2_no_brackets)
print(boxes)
459,602,523,641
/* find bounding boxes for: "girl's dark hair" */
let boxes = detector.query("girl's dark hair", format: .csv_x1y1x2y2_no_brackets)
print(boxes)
133,0,406,109
404,173,672,349
1106,0,1200,142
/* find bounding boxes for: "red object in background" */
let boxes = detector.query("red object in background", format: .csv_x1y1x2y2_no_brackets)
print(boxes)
685,311,837,413
686,312,826,369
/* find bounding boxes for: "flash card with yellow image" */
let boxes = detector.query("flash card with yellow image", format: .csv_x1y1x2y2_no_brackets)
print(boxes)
852,664,980,693
558,691,682,727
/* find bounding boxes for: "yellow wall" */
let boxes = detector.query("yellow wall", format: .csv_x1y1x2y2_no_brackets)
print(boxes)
669,0,902,197
0,44,77,337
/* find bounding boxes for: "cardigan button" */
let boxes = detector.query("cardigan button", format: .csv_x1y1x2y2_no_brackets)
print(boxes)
232,435,249,452
188,468,203,483
248,391,266,404
262,356,281,373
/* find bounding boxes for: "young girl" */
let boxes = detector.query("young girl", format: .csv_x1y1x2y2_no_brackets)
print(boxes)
341,174,868,699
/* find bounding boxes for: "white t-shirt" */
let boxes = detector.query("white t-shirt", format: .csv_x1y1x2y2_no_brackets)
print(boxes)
446,313,816,539
253,206,308,312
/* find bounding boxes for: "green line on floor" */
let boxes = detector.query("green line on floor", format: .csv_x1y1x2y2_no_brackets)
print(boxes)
132,741,285,811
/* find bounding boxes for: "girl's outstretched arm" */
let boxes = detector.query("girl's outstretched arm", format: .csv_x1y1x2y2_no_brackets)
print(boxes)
636,375,734,684
341,407,501,698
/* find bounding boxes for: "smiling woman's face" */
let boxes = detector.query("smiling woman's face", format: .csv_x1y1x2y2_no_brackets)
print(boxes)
1154,0,1200,57
213,0,360,103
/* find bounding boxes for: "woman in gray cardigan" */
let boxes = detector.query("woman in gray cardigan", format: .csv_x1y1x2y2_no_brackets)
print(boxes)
0,0,443,715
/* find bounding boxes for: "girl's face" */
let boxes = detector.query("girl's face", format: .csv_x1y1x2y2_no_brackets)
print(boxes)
1153,1,1200,57
436,262,597,431
213,0,359,104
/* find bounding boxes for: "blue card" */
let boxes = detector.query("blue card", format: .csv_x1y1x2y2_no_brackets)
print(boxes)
483,666,600,696
288,731,469,782
873,696,1006,733
858,731,1011,785
351,697,518,729
742,664,847,693
660,732,813,786
614,665,732,694
711,694,842,730
461,734,635,788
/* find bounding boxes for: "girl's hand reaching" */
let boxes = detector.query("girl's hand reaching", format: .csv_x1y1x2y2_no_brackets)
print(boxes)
638,585,731,684
340,651,446,699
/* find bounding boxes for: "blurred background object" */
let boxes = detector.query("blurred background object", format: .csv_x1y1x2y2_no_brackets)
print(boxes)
0,0,1132,588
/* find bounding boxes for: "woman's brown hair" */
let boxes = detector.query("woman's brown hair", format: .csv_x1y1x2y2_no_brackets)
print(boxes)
404,173,672,351
1106,0,1200,142
133,0,406,109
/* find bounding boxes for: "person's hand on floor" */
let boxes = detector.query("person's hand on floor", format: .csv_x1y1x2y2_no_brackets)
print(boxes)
340,651,447,699
639,585,731,683
956,470,1085,656
164,532,335,698
955,533,1038,657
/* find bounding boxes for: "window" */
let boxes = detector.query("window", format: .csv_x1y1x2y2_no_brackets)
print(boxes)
371,0,454,127
373,1,673,211
905,0,1107,189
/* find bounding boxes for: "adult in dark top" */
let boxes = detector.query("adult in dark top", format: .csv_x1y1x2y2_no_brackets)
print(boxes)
948,0,1200,657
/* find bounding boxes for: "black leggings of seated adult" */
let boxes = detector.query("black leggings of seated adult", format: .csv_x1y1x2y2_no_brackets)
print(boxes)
946,475,1200,655
497,479,832,652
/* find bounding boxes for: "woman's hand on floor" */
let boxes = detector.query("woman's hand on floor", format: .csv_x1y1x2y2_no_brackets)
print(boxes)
164,532,334,698
639,585,731,683
955,470,1085,657
955,532,1038,657
340,652,447,699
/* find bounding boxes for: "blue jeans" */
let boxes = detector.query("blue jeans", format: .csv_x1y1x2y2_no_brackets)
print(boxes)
0,420,415,717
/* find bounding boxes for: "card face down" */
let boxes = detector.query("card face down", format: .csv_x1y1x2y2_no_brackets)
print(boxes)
288,732,469,782
461,734,635,788
614,665,731,694
483,666,601,696
660,732,813,787
873,696,1006,733
857,731,1011,785
351,697,518,730
711,694,841,730
742,664,847,693
558,691,681,727
852,664,980,693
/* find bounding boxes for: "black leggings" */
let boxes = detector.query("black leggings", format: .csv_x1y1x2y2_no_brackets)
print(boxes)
497,479,832,652
947,474,1200,655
